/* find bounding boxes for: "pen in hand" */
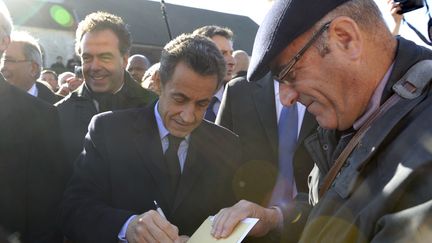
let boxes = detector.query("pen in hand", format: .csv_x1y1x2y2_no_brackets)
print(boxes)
153,200,166,219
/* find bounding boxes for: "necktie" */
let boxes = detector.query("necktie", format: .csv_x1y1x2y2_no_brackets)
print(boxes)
165,134,183,192
270,103,298,205
204,96,218,122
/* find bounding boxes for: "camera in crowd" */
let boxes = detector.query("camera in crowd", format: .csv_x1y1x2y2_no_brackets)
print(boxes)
395,0,424,14
74,65,83,79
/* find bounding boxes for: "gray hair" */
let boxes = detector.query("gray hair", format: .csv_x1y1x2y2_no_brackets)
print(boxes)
10,31,42,77
58,71,74,86
159,33,226,90
314,0,388,56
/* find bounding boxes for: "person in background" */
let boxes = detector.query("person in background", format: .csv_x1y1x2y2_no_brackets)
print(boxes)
60,33,241,243
231,49,249,79
193,25,236,122
141,62,161,95
0,2,67,242
56,11,157,166
50,55,66,74
387,0,403,35
1,31,59,104
66,55,81,72
56,71,84,97
40,69,59,92
126,54,151,83
56,71,74,96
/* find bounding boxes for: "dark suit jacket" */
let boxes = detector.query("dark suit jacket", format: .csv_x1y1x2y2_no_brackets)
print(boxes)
0,77,67,243
216,74,317,204
55,73,158,167
60,104,242,243
36,81,61,104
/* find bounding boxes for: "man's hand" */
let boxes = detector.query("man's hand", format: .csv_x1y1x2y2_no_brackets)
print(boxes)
211,200,283,239
126,210,180,243
179,235,189,243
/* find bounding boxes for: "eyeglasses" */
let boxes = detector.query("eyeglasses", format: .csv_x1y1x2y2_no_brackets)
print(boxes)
274,21,331,84
2,58,31,64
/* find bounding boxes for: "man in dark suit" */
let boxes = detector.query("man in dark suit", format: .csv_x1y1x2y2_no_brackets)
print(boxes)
215,74,317,242
60,33,242,243
0,31,59,104
217,74,316,204
193,25,236,122
0,3,67,242
55,12,157,166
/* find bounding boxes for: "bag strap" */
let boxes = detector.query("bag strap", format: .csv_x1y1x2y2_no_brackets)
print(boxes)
318,60,432,198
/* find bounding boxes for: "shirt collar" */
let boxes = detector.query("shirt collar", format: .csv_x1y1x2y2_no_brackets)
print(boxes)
27,83,37,97
353,63,394,130
214,86,224,101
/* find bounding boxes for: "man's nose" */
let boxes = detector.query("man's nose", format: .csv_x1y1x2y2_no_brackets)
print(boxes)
279,82,299,106
227,55,235,66
180,104,196,123
88,58,102,70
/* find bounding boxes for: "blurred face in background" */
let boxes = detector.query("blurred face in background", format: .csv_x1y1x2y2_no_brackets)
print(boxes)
211,35,235,83
1,42,37,91
40,72,58,91
127,55,149,82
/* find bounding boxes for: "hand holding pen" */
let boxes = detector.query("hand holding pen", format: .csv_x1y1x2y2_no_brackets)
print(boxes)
153,200,190,243
125,201,180,243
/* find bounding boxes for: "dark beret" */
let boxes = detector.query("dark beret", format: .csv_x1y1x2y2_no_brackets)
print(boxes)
247,0,350,81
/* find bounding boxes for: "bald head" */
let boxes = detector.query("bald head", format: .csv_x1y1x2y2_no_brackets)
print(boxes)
127,54,151,82
233,50,249,76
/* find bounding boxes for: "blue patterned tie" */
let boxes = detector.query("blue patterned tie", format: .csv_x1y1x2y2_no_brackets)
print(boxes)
270,103,298,205
204,96,218,122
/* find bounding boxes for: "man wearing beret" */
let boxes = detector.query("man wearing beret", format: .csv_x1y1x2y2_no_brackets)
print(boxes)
212,0,432,242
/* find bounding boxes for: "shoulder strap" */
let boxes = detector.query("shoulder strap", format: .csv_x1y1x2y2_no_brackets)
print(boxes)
318,60,432,198
404,1,432,46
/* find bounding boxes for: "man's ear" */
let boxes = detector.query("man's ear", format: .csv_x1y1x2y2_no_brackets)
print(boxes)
0,35,10,53
122,53,129,69
31,62,41,79
328,16,363,60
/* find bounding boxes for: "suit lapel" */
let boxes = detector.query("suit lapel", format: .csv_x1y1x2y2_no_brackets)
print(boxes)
0,79,13,125
298,111,317,144
172,126,206,213
133,105,173,207
252,75,278,154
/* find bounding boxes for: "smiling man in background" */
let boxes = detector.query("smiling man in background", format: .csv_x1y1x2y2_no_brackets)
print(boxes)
56,11,157,166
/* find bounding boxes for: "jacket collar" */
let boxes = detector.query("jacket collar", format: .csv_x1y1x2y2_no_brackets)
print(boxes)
73,72,140,99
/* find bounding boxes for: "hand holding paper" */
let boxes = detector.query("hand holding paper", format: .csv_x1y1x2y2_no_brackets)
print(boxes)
211,200,283,239
188,216,258,243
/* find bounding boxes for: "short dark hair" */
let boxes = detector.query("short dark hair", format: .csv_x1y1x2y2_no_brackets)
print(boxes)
159,33,226,89
192,25,234,40
75,11,131,55
41,69,58,80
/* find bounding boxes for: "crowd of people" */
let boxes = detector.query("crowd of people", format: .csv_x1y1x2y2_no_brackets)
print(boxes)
1,0,431,243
